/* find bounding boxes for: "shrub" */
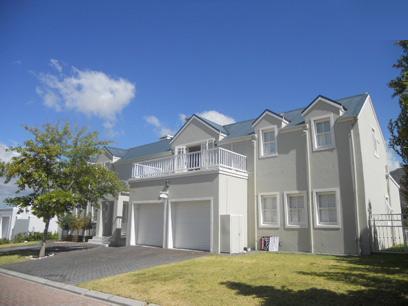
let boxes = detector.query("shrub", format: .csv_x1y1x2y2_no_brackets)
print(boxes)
0,238,10,245
13,231,59,243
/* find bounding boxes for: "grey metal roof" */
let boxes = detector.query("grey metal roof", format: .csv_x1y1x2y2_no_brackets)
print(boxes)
0,203,13,210
108,93,369,161
105,146,127,158
390,168,404,184
120,138,172,161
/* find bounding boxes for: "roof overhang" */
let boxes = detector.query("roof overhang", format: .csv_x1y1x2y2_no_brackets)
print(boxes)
301,95,346,116
252,109,290,127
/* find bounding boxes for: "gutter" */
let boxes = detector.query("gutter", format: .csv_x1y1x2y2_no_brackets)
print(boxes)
349,121,361,255
252,137,258,250
304,123,314,253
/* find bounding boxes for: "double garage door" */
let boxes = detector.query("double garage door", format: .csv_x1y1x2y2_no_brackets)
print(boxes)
135,200,211,251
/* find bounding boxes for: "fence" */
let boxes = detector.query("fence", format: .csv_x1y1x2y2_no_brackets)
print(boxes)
370,213,408,253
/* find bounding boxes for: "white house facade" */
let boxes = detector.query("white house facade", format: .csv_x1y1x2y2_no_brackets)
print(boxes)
89,93,401,255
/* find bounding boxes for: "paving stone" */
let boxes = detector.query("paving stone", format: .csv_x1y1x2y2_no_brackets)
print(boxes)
2,243,205,284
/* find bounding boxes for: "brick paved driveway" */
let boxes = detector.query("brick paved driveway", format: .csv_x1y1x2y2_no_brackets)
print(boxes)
2,244,205,284
0,273,110,306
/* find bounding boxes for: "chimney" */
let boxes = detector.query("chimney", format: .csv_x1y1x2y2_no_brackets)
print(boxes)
160,135,173,140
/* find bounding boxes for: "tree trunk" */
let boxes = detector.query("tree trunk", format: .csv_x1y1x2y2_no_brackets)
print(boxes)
39,219,50,258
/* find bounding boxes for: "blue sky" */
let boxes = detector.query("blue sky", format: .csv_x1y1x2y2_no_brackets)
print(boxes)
0,0,407,155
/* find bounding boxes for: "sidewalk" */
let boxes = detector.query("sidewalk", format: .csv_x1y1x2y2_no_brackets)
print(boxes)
0,268,148,306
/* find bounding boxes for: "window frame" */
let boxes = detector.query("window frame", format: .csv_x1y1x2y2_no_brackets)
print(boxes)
284,191,308,228
259,126,278,158
311,115,335,151
371,127,380,158
258,192,280,228
313,188,342,229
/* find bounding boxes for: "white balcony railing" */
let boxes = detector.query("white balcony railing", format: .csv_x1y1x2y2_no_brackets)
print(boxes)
132,147,247,179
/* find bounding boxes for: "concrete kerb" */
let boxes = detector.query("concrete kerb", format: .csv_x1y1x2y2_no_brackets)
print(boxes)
0,267,149,306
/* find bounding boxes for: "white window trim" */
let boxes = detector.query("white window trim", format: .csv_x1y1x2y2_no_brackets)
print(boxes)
310,114,336,151
284,191,308,228
313,188,342,229
258,192,280,228
259,126,278,158
371,127,380,158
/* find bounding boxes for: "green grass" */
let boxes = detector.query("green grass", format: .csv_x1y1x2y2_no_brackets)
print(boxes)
0,253,31,265
80,252,408,306
0,241,40,249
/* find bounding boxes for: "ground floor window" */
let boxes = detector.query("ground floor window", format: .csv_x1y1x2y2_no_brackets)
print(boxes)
284,192,307,228
314,189,340,227
259,193,280,227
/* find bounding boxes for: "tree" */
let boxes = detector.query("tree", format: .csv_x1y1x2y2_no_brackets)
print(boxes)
388,40,408,220
0,123,126,257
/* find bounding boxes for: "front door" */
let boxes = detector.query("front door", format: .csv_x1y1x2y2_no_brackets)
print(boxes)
102,201,113,236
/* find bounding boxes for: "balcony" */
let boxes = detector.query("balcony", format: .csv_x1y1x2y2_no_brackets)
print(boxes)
132,147,247,179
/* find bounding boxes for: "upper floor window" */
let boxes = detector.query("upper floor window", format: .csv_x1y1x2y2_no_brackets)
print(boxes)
314,189,341,228
312,116,334,150
259,193,280,228
372,128,380,157
260,127,277,157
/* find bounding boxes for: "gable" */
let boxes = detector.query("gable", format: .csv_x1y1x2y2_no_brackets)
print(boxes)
302,96,345,117
252,111,289,130
171,117,223,147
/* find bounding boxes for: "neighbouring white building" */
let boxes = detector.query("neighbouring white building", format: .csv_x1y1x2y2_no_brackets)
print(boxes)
0,204,59,240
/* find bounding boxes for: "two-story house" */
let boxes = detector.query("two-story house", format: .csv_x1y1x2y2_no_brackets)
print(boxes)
89,93,401,255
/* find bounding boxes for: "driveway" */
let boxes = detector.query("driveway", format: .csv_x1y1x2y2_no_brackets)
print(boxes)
2,244,205,284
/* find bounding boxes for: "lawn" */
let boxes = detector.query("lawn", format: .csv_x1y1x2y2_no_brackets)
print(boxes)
0,241,39,249
0,241,40,265
81,252,408,306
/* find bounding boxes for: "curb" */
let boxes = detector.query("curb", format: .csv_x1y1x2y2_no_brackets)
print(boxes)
0,268,150,306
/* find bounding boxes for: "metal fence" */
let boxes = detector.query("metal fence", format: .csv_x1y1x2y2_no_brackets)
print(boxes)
370,213,408,253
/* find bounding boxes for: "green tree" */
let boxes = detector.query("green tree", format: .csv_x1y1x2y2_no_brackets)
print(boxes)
388,40,408,220
0,123,126,257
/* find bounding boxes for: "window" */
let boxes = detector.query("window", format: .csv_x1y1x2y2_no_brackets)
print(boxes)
121,201,129,236
260,127,277,157
314,117,333,149
372,128,380,157
284,192,307,227
259,193,280,227
314,189,341,227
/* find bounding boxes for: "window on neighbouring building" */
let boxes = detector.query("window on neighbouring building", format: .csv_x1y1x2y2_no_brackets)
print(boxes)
261,128,277,157
260,194,279,227
121,201,129,236
372,128,380,157
314,118,333,149
285,193,307,227
315,190,339,227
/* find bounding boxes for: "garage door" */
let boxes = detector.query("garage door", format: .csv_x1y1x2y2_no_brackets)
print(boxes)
171,201,211,251
136,203,164,247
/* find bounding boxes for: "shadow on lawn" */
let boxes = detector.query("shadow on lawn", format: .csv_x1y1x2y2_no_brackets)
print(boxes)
222,254,408,306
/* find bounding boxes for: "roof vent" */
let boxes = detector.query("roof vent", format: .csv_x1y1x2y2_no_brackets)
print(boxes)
160,135,174,140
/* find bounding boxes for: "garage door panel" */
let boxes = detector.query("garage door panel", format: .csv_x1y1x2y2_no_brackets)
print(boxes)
136,204,163,247
172,201,211,251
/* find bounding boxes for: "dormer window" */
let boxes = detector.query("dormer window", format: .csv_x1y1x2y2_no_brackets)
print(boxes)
311,115,335,151
260,126,277,157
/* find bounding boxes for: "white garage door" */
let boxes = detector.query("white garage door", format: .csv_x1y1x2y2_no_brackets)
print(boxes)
172,201,211,251
136,203,164,247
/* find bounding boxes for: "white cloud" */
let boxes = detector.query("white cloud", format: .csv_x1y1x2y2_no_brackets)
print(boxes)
387,148,401,171
197,110,235,125
145,115,174,137
36,60,136,133
49,58,63,72
179,113,188,124
0,144,18,162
